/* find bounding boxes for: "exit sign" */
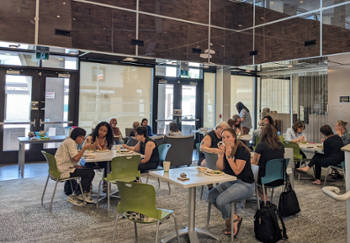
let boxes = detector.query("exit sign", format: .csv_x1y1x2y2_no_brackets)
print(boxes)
36,52,49,60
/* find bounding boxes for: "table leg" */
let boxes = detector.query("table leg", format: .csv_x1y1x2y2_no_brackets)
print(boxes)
18,143,25,178
161,187,220,243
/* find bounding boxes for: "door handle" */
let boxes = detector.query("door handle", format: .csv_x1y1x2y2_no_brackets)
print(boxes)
0,119,36,127
322,186,350,201
40,119,73,126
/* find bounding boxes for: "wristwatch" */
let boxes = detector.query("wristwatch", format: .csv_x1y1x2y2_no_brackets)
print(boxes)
227,155,231,159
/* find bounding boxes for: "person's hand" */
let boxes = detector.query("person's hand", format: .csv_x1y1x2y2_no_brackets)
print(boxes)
321,138,325,142
83,142,93,150
224,142,233,156
219,145,225,155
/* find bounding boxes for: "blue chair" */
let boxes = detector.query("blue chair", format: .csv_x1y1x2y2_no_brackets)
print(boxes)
145,144,172,194
196,143,201,155
257,158,290,206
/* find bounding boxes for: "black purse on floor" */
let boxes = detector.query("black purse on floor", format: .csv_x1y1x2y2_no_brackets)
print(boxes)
278,159,301,217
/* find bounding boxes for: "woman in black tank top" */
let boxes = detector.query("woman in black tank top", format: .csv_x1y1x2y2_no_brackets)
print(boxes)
123,127,159,173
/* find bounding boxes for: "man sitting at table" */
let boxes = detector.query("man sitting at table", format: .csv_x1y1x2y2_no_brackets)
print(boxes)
55,127,96,206
123,126,159,173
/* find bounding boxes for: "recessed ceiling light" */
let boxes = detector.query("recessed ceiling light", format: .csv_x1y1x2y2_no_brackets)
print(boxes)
271,1,274,4
287,64,293,68
246,70,251,73
300,0,303,3
238,24,242,27
69,51,77,55
171,61,177,65
123,57,137,62
57,15,60,18
203,65,209,69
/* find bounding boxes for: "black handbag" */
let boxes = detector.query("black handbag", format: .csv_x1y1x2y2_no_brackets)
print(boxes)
278,159,301,217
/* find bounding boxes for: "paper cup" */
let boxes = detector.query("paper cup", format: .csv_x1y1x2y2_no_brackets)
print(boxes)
116,145,121,153
163,161,171,172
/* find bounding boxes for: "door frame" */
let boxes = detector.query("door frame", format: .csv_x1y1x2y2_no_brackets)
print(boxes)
152,77,203,135
0,66,79,164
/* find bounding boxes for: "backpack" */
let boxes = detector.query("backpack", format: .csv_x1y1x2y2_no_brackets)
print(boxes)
254,203,288,243
64,179,78,195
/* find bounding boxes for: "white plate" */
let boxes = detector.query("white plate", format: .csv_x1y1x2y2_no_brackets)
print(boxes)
121,149,129,152
204,171,225,176
95,150,110,153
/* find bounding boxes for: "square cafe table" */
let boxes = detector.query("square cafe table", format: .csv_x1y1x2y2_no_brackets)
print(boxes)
149,167,236,243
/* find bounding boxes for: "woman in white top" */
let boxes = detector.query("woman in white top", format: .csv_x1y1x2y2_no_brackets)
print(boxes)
285,121,306,143
236,102,252,135
54,127,96,206
167,122,182,136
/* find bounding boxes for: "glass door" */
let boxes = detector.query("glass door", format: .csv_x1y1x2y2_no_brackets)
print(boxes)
154,77,203,136
0,69,76,163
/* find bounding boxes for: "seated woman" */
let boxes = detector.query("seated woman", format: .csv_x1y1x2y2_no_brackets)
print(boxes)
285,121,306,143
251,124,284,202
141,118,153,136
297,125,345,185
167,122,182,136
84,121,114,192
109,118,124,144
263,115,278,133
129,121,140,137
231,115,242,135
208,128,255,237
54,127,96,206
123,126,159,173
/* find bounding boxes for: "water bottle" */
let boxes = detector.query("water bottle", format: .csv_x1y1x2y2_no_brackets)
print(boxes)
80,157,86,166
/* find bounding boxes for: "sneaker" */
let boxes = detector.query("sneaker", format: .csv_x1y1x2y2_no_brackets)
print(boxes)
76,193,95,204
67,195,85,207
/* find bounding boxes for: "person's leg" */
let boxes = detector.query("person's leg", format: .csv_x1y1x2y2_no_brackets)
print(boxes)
313,158,338,183
69,168,95,194
208,181,234,209
298,153,324,173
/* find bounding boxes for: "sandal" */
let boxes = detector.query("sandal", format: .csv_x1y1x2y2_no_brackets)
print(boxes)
224,216,243,237
311,180,321,185
296,168,308,175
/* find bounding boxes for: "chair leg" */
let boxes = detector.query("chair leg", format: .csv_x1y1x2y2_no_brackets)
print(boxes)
262,185,266,206
298,159,302,181
271,188,274,202
207,203,211,227
324,167,331,186
157,178,160,189
146,173,150,184
241,199,246,210
112,212,119,242
256,184,260,209
167,182,171,195
96,179,103,208
134,221,138,242
41,174,50,206
50,180,59,213
107,181,111,214
77,178,85,204
155,220,160,243
69,180,73,193
230,202,236,242
171,213,180,242
200,186,204,200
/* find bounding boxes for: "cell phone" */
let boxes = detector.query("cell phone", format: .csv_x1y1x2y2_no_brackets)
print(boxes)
217,141,225,147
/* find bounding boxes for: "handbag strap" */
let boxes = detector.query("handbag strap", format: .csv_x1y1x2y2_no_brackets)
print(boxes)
275,207,288,240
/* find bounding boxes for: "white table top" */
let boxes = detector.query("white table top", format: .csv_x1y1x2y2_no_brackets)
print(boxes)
298,143,324,153
149,167,236,188
17,135,66,144
84,150,143,163
237,134,252,141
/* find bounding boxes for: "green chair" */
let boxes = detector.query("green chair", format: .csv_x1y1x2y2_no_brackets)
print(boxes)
279,135,285,142
253,136,260,151
96,155,141,211
258,158,290,206
283,141,310,180
324,162,346,186
144,144,172,195
112,181,180,243
41,151,85,213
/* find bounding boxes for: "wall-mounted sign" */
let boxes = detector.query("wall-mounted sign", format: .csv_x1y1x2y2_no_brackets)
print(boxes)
31,101,39,110
173,109,182,116
340,96,350,103
45,92,55,99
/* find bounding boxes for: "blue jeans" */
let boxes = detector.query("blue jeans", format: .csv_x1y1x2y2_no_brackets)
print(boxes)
208,179,255,220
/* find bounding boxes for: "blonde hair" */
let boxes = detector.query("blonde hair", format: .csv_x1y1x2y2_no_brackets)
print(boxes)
132,121,140,130
336,120,348,129
216,121,229,130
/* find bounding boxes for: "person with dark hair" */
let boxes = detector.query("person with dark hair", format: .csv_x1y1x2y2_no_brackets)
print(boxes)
231,115,242,135
236,102,252,135
285,121,306,142
252,124,284,202
109,118,124,144
167,122,182,136
123,126,160,173
141,118,153,136
208,128,255,237
297,125,345,185
84,121,114,192
55,127,96,206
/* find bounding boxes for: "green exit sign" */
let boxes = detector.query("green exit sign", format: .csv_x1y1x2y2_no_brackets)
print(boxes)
36,52,49,60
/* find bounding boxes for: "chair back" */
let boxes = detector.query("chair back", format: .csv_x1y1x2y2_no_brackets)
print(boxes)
261,158,290,185
279,135,285,142
342,161,345,169
204,151,218,170
125,128,134,137
162,135,194,166
251,164,259,182
41,151,61,179
152,135,164,148
116,181,161,219
126,136,139,146
195,143,200,155
283,141,303,160
107,155,141,181
255,136,260,147
158,144,171,163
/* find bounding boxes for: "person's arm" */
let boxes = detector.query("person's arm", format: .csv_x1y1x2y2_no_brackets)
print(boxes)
251,152,261,165
240,110,246,122
200,135,220,154
216,145,226,170
286,129,300,142
123,142,140,152
148,126,153,136
71,142,94,162
226,146,246,175
236,127,241,135
140,141,156,164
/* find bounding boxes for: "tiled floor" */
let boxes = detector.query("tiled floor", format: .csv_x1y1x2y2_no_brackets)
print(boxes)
0,150,199,181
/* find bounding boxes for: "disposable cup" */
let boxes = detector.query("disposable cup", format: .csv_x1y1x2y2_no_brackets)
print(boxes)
116,145,122,153
163,161,171,172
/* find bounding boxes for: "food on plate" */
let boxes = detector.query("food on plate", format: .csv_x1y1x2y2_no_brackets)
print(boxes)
196,166,207,172
95,148,108,152
301,141,307,144
206,169,224,175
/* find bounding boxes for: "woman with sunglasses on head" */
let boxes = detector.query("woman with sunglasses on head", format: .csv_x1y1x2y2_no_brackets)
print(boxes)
208,128,255,238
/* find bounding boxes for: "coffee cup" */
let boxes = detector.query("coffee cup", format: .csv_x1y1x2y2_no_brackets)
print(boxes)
116,145,122,153
163,161,171,172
